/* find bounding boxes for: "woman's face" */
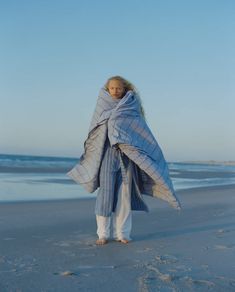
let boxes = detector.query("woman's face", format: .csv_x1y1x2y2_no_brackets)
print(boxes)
107,80,125,99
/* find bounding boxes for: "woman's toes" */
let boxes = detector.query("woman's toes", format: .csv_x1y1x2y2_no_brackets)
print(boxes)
120,239,130,244
96,238,108,245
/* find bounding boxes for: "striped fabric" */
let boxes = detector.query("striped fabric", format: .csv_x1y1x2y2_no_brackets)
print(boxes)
67,87,181,210
95,137,148,216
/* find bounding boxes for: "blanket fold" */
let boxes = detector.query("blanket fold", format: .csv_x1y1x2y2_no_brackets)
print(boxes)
67,88,181,210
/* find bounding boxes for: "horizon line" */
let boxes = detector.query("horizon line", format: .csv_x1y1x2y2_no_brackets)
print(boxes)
0,152,235,165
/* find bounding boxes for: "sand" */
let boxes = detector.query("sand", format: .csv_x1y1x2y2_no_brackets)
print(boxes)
1,185,235,291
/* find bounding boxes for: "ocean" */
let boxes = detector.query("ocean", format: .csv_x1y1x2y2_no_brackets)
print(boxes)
1,154,235,202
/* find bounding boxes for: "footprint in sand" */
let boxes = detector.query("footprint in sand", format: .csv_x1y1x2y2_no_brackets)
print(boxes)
183,276,215,288
174,264,192,273
155,254,178,264
55,265,116,277
216,276,235,287
3,237,16,241
137,264,173,291
53,270,78,277
214,244,235,250
146,264,175,282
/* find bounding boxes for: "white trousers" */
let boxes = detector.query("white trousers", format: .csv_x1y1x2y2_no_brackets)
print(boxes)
96,182,132,240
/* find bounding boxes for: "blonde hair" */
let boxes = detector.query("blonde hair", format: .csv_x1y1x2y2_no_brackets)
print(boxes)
104,75,145,118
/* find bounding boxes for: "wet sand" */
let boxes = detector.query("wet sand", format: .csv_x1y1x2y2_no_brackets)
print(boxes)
1,185,235,291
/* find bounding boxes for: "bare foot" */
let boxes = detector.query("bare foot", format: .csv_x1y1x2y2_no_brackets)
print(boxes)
115,239,130,244
96,238,108,245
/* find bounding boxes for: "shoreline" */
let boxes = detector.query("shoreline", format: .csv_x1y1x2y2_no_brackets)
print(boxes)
1,182,235,206
1,158,235,204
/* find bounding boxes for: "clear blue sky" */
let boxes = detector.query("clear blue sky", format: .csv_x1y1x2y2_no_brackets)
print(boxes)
1,0,234,161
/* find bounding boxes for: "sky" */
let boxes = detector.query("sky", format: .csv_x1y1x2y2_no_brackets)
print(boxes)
0,0,234,161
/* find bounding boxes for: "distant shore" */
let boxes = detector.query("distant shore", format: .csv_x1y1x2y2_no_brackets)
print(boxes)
181,160,235,166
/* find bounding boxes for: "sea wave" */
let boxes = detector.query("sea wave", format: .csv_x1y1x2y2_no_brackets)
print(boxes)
0,154,78,173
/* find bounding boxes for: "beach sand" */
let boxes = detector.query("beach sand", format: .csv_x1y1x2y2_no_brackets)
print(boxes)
1,185,235,291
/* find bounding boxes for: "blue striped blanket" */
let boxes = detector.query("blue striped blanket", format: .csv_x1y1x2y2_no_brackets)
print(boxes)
67,88,181,210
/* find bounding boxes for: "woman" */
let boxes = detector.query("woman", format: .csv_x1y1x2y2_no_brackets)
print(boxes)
67,75,181,245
